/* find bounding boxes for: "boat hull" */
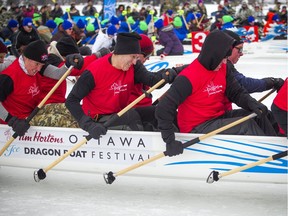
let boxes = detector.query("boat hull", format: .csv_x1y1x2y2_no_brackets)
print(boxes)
0,125,287,183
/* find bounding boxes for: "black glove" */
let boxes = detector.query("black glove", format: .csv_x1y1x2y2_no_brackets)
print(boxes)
165,140,183,157
161,68,178,84
79,115,107,139
94,47,110,58
8,116,30,136
263,77,284,91
248,101,268,118
272,78,284,91
65,54,84,70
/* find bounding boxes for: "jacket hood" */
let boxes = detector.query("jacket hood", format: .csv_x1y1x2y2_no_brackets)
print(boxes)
198,30,235,71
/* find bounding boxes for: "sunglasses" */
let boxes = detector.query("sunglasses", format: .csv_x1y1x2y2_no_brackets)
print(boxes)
235,46,243,54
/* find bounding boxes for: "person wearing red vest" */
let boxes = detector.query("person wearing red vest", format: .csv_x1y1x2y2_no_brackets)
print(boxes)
66,32,177,140
0,40,84,136
271,78,287,136
128,34,184,131
155,30,276,157
29,36,110,127
128,34,154,108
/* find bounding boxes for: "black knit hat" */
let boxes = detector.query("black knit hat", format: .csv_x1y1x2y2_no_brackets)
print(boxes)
23,40,48,63
56,36,79,57
114,32,141,55
223,30,244,47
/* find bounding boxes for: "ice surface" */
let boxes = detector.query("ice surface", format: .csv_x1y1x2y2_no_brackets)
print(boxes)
0,166,287,216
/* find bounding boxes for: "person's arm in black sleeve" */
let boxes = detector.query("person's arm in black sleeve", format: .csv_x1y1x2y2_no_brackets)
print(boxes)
0,74,30,135
134,60,178,87
133,60,155,84
226,65,254,110
0,74,14,121
156,75,192,156
172,64,189,74
65,70,107,140
65,70,95,122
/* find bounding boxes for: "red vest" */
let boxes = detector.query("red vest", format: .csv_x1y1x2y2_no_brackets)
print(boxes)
38,55,97,104
178,59,227,132
82,54,134,118
1,60,41,121
273,78,287,111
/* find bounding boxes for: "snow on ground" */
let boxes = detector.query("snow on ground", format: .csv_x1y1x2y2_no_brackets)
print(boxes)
0,166,287,216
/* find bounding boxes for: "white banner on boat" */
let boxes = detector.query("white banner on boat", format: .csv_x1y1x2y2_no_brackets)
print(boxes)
0,125,287,183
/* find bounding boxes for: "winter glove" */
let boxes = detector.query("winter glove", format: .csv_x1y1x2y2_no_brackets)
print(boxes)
263,77,284,91
161,68,178,84
272,78,284,91
122,10,127,16
79,115,107,139
94,47,110,58
65,54,84,70
94,12,99,18
8,116,30,136
165,140,183,157
248,101,268,118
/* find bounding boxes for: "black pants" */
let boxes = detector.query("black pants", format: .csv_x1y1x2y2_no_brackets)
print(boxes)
191,109,277,136
271,103,287,136
98,109,143,131
135,106,158,131
135,106,179,132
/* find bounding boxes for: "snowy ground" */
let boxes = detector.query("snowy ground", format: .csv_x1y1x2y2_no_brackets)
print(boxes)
0,166,287,216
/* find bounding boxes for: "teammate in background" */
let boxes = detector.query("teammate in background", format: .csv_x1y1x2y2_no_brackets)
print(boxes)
222,30,284,111
155,30,277,157
0,40,83,136
65,32,177,140
271,78,287,136
29,37,109,128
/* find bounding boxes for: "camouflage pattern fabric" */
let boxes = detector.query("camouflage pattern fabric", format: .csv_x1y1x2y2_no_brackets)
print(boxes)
30,103,79,128
0,11,16,30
